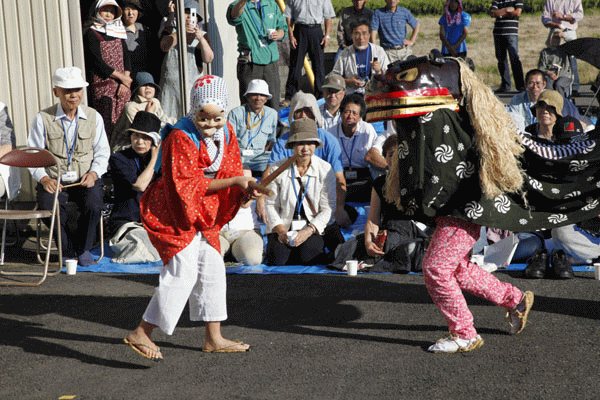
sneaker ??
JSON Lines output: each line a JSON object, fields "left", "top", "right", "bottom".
{"left": 506, "top": 290, "right": 534, "bottom": 335}
{"left": 427, "top": 334, "right": 484, "bottom": 353}
{"left": 494, "top": 87, "right": 511, "bottom": 94}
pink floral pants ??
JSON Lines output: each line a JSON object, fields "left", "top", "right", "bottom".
{"left": 423, "top": 216, "right": 523, "bottom": 339}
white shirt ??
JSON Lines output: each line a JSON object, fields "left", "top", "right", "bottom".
{"left": 265, "top": 155, "right": 336, "bottom": 235}
{"left": 329, "top": 120, "right": 377, "bottom": 169}
{"left": 319, "top": 103, "right": 341, "bottom": 131}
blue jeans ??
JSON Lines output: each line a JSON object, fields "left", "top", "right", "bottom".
{"left": 494, "top": 34, "right": 524, "bottom": 90}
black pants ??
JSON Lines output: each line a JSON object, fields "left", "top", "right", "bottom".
{"left": 237, "top": 60, "right": 281, "bottom": 112}
{"left": 284, "top": 24, "right": 326, "bottom": 101}
{"left": 36, "top": 180, "right": 104, "bottom": 257}
{"left": 265, "top": 232, "right": 325, "bottom": 265}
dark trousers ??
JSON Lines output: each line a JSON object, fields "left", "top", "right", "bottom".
{"left": 494, "top": 34, "right": 524, "bottom": 91}
{"left": 265, "top": 232, "right": 325, "bottom": 265}
{"left": 285, "top": 24, "right": 326, "bottom": 101}
{"left": 36, "top": 181, "right": 104, "bottom": 257}
{"left": 237, "top": 60, "right": 281, "bottom": 112}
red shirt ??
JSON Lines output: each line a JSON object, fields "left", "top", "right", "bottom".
{"left": 141, "top": 122, "right": 244, "bottom": 264}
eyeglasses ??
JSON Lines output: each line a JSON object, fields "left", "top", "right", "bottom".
{"left": 527, "top": 81, "right": 545, "bottom": 87}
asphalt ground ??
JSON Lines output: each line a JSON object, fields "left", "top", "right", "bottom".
{"left": 1, "top": 78, "right": 599, "bottom": 400}
{"left": 1, "top": 267, "right": 599, "bottom": 400}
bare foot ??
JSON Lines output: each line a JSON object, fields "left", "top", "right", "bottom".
{"left": 124, "top": 325, "right": 163, "bottom": 361}
{"left": 202, "top": 337, "right": 250, "bottom": 353}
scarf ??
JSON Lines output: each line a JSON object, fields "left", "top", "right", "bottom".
{"left": 444, "top": 0, "right": 463, "bottom": 26}
{"left": 85, "top": 0, "right": 127, "bottom": 39}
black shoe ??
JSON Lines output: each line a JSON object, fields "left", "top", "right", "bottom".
{"left": 550, "top": 250, "right": 574, "bottom": 279}
{"left": 524, "top": 249, "right": 549, "bottom": 279}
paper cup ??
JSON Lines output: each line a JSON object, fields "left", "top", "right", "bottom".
{"left": 65, "top": 259, "right": 77, "bottom": 275}
{"left": 346, "top": 260, "right": 358, "bottom": 276}
{"left": 594, "top": 263, "right": 600, "bottom": 280}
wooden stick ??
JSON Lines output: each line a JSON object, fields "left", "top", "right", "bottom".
{"left": 61, "top": 182, "right": 82, "bottom": 189}
{"left": 246, "top": 154, "right": 298, "bottom": 197}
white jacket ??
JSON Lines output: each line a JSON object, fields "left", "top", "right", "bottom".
{"left": 266, "top": 155, "right": 336, "bottom": 234}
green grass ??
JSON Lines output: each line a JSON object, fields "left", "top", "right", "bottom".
{"left": 331, "top": 0, "right": 600, "bottom": 16}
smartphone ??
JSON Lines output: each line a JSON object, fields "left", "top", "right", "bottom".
{"left": 373, "top": 57, "right": 378, "bottom": 62}
{"left": 189, "top": 8, "right": 197, "bottom": 25}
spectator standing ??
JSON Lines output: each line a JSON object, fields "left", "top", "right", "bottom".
{"left": 542, "top": 0, "right": 583, "bottom": 94}
{"left": 282, "top": 0, "right": 335, "bottom": 105}
{"left": 227, "top": 0, "right": 287, "bottom": 111}
{"left": 319, "top": 74, "right": 346, "bottom": 130}
{"left": 490, "top": 0, "right": 525, "bottom": 93}
{"left": 337, "top": 0, "right": 374, "bottom": 53}
{"left": 332, "top": 19, "right": 389, "bottom": 95}
{"left": 158, "top": 0, "right": 214, "bottom": 119}
{"left": 121, "top": 0, "right": 155, "bottom": 82}
{"left": 439, "top": 0, "right": 471, "bottom": 58}
{"left": 227, "top": 79, "right": 278, "bottom": 177}
{"left": 370, "top": 0, "right": 420, "bottom": 63}
{"left": 27, "top": 67, "right": 109, "bottom": 267}
{"left": 111, "top": 71, "right": 176, "bottom": 152}
{"left": 83, "top": 0, "right": 132, "bottom": 140}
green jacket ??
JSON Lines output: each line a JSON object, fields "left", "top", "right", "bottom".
{"left": 227, "top": 0, "right": 287, "bottom": 65}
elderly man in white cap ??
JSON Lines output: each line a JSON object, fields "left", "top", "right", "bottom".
{"left": 227, "top": 79, "right": 278, "bottom": 177}
{"left": 27, "top": 66, "right": 110, "bottom": 266}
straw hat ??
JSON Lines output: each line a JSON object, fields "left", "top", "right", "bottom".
{"left": 285, "top": 118, "right": 323, "bottom": 149}
{"left": 531, "top": 90, "right": 563, "bottom": 117}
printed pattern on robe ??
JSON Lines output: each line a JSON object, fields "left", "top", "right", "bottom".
{"left": 392, "top": 108, "right": 600, "bottom": 232}
{"left": 140, "top": 124, "right": 244, "bottom": 264}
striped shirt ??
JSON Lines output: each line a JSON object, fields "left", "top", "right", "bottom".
{"left": 491, "top": 0, "right": 522, "bottom": 36}
{"left": 284, "top": 0, "right": 335, "bottom": 25}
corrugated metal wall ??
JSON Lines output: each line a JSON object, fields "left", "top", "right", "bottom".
{"left": 0, "top": 0, "right": 85, "bottom": 200}
{"left": 0, "top": 0, "right": 236, "bottom": 201}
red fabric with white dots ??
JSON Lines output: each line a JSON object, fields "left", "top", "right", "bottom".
{"left": 140, "top": 122, "right": 244, "bottom": 264}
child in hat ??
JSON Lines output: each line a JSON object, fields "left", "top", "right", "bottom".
{"left": 111, "top": 71, "right": 176, "bottom": 152}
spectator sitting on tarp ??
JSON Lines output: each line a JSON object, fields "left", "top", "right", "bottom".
{"left": 108, "top": 111, "right": 162, "bottom": 263}
{"left": 329, "top": 134, "right": 430, "bottom": 273}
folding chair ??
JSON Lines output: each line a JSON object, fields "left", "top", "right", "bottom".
{"left": 0, "top": 147, "right": 62, "bottom": 286}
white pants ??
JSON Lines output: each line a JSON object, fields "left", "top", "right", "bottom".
{"left": 143, "top": 232, "right": 227, "bottom": 335}
{"left": 219, "top": 229, "right": 264, "bottom": 266}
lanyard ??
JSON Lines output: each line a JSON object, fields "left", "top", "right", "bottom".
{"left": 355, "top": 44, "right": 371, "bottom": 79}
{"left": 61, "top": 117, "right": 79, "bottom": 167}
{"left": 245, "top": 107, "right": 265, "bottom": 147}
{"left": 339, "top": 125, "right": 357, "bottom": 168}
{"left": 247, "top": 1, "right": 265, "bottom": 38}
{"left": 291, "top": 165, "right": 311, "bottom": 218}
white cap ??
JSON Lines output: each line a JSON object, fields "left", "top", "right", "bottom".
{"left": 243, "top": 79, "right": 272, "bottom": 99}
{"left": 53, "top": 67, "right": 89, "bottom": 89}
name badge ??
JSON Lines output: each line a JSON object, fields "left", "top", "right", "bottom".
{"left": 61, "top": 171, "right": 78, "bottom": 184}
{"left": 344, "top": 169, "right": 358, "bottom": 180}
{"left": 242, "top": 149, "right": 256, "bottom": 157}
{"left": 291, "top": 219, "right": 307, "bottom": 231}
